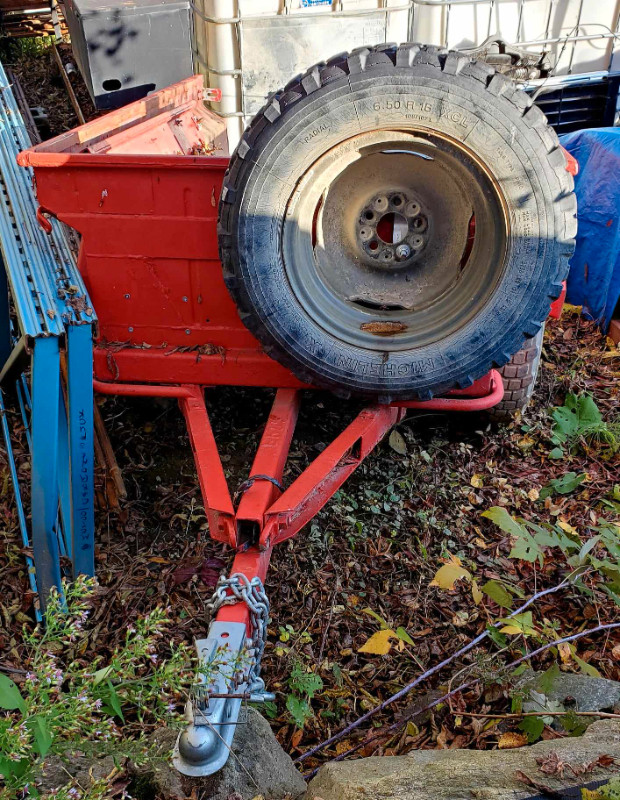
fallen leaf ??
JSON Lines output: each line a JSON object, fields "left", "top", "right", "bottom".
{"left": 537, "top": 751, "right": 568, "bottom": 777}
{"left": 470, "top": 473, "right": 484, "bottom": 488}
{"left": 430, "top": 555, "right": 471, "bottom": 590}
{"left": 558, "top": 642, "right": 572, "bottom": 664}
{"left": 471, "top": 580, "right": 483, "bottom": 605}
{"left": 498, "top": 731, "right": 528, "bottom": 749}
{"left": 558, "top": 520, "right": 579, "bottom": 536}
{"left": 358, "top": 629, "right": 397, "bottom": 655}
{"left": 388, "top": 429, "right": 407, "bottom": 455}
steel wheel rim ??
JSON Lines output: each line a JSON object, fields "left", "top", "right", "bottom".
{"left": 282, "top": 130, "right": 509, "bottom": 352}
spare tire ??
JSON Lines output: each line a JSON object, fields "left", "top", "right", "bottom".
{"left": 218, "top": 44, "right": 576, "bottom": 401}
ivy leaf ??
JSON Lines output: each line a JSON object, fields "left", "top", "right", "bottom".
{"left": 519, "top": 715, "right": 545, "bottom": 743}
{"left": 510, "top": 529, "right": 544, "bottom": 565}
{"left": 482, "top": 580, "right": 514, "bottom": 609}
{"left": 0, "top": 673, "right": 26, "bottom": 712}
{"left": 358, "top": 629, "right": 397, "bottom": 655}
{"left": 430, "top": 555, "right": 471, "bottom": 590}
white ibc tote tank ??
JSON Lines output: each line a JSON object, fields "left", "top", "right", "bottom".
{"left": 192, "top": 0, "right": 620, "bottom": 149}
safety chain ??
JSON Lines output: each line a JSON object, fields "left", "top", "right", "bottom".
{"left": 206, "top": 572, "right": 270, "bottom": 695}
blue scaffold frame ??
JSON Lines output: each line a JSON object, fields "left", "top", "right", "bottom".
{"left": 0, "top": 61, "right": 97, "bottom": 616}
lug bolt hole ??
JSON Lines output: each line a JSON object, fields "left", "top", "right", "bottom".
{"left": 369, "top": 240, "right": 379, "bottom": 251}
{"left": 392, "top": 195, "right": 403, "bottom": 207}
{"left": 406, "top": 202, "right": 420, "bottom": 217}
{"left": 364, "top": 210, "right": 374, "bottom": 221}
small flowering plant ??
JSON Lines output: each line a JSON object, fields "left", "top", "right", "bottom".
{"left": 0, "top": 577, "right": 194, "bottom": 799}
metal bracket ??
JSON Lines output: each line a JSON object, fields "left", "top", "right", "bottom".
{"left": 173, "top": 621, "right": 274, "bottom": 776}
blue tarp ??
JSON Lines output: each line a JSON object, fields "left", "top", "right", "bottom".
{"left": 560, "top": 128, "right": 620, "bottom": 332}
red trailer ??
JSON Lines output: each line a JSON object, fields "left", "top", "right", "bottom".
{"left": 18, "top": 72, "right": 572, "bottom": 775}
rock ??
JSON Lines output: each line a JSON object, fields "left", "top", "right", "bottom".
{"left": 131, "top": 708, "right": 306, "bottom": 800}
{"left": 522, "top": 671, "right": 620, "bottom": 715}
{"left": 306, "top": 720, "right": 620, "bottom": 800}
{"left": 36, "top": 752, "right": 120, "bottom": 795}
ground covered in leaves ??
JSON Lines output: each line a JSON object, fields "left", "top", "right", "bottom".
{"left": 1, "top": 308, "right": 619, "bottom": 787}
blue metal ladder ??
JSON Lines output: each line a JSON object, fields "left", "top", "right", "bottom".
{"left": 0, "top": 61, "right": 97, "bottom": 616}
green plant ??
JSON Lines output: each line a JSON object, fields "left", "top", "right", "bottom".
{"left": 550, "top": 393, "right": 620, "bottom": 458}
{"left": 0, "top": 577, "right": 194, "bottom": 799}
{"left": 583, "top": 777, "right": 620, "bottom": 800}
{"left": 285, "top": 663, "right": 323, "bottom": 729}
{"left": 482, "top": 507, "right": 620, "bottom": 603}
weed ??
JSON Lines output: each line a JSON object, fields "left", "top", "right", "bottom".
{"left": 0, "top": 577, "right": 194, "bottom": 799}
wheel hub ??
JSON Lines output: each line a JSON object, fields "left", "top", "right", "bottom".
{"left": 282, "top": 130, "right": 508, "bottom": 351}
{"left": 357, "top": 191, "right": 428, "bottom": 266}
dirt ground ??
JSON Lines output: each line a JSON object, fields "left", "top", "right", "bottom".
{"left": 0, "top": 38, "right": 619, "bottom": 784}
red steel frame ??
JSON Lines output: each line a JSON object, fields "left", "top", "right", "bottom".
{"left": 19, "top": 76, "right": 574, "bottom": 637}
{"left": 93, "top": 371, "right": 503, "bottom": 634}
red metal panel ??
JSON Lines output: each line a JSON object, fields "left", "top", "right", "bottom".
{"left": 93, "top": 347, "right": 306, "bottom": 388}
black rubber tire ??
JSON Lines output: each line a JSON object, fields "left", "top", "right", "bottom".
{"left": 219, "top": 43, "right": 576, "bottom": 401}
{"left": 490, "top": 325, "right": 544, "bottom": 422}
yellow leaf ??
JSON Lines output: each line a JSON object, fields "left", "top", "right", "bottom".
{"left": 358, "top": 629, "right": 397, "bottom": 655}
{"left": 499, "top": 624, "right": 523, "bottom": 635}
{"left": 558, "top": 520, "right": 578, "bottom": 536}
{"left": 470, "top": 474, "right": 484, "bottom": 488}
{"left": 430, "top": 556, "right": 471, "bottom": 590}
{"left": 472, "top": 580, "right": 483, "bottom": 605}
{"left": 474, "top": 536, "right": 488, "bottom": 549}
{"left": 498, "top": 732, "right": 528, "bottom": 749}
{"left": 527, "top": 488, "right": 540, "bottom": 501}
{"left": 558, "top": 642, "right": 572, "bottom": 663}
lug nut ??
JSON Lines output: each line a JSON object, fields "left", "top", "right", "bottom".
{"left": 395, "top": 243, "right": 411, "bottom": 260}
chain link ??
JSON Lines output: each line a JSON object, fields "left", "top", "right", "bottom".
{"left": 206, "top": 572, "right": 270, "bottom": 694}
